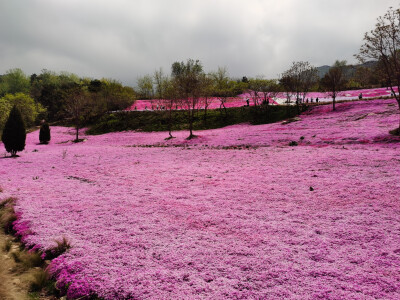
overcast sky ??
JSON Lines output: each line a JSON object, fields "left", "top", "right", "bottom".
{"left": 0, "top": 0, "right": 398, "bottom": 86}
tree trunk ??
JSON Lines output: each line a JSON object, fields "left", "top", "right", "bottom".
{"left": 333, "top": 96, "right": 336, "bottom": 111}
{"left": 75, "top": 126, "right": 79, "bottom": 141}
{"left": 188, "top": 108, "right": 193, "bottom": 139}
{"left": 397, "top": 98, "right": 400, "bottom": 130}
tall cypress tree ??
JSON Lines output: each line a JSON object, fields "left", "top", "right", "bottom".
{"left": 1, "top": 105, "right": 26, "bottom": 157}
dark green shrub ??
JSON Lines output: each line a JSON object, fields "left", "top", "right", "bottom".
{"left": 1, "top": 105, "right": 26, "bottom": 156}
{"left": 39, "top": 122, "right": 51, "bottom": 144}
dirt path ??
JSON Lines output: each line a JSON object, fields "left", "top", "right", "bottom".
{"left": 0, "top": 231, "right": 29, "bottom": 300}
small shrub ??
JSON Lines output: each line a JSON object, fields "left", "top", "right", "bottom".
{"left": 0, "top": 197, "right": 16, "bottom": 209}
{"left": 45, "top": 236, "right": 71, "bottom": 259}
{"left": 3, "top": 239, "right": 12, "bottom": 252}
{"left": 39, "top": 122, "right": 51, "bottom": 144}
{"left": 289, "top": 141, "right": 298, "bottom": 146}
{"left": 11, "top": 250, "right": 23, "bottom": 263}
{"left": 0, "top": 198, "right": 17, "bottom": 234}
{"left": 389, "top": 128, "right": 400, "bottom": 136}
{"left": 29, "top": 268, "right": 50, "bottom": 292}
{"left": 19, "top": 250, "right": 43, "bottom": 269}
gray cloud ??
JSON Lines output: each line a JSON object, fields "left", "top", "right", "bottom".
{"left": 0, "top": 0, "right": 398, "bottom": 86}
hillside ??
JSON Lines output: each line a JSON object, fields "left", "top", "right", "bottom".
{"left": 0, "top": 99, "right": 399, "bottom": 299}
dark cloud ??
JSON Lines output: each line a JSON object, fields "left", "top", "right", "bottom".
{"left": 0, "top": 0, "right": 398, "bottom": 86}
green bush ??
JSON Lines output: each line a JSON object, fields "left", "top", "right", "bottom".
{"left": 39, "top": 122, "right": 51, "bottom": 144}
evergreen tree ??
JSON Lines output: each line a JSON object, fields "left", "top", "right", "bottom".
{"left": 39, "top": 122, "right": 51, "bottom": 144}
{"left": 1, "top": 105, "right": 26, "bottom": 156}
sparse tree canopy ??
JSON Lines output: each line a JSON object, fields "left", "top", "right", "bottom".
{"left": 137, "top": 75, "right": 154, "bottom": 99}
{"left": 65, "top": 85, "right": 90, "bottom": 142}
{"left": 211, "top": 67, "right": 236, "bottom": 116}
{"left": 281, "top": 61, "right": 318, "bottom": 112}
{"left": 356, "top": 6, "right": 400, "bottom": 132}
{"left": 1, "top": 105, "right": 26, "bottom": 157}
{"left": 171, "top": 59, "right": 204, "bottom": 139}
{"left": 321, "top": 60, "right": 347, "bottom": 111}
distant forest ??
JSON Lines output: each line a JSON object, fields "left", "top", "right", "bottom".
{"left": 0, "top": 60, "right": 381, "bottom": 133}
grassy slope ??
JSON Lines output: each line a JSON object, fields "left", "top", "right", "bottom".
{"left": 86, "top": 105, "right": 302, "bottom": 135}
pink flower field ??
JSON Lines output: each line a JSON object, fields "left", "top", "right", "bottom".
{"left": 127, "top": 87, "right": 399, "bottom": 111}
{"left": 1, "top": 99, "right": 400, "bottom": 299}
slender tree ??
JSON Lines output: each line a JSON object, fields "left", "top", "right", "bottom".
{"left": 248, "top": 78, "right": 263, "bottom": 106}
{"left": 200, "top": 74, "right": 214, "bottom": 125}
{"left": 281, "top": 61, "right": 318, "bottom": 113}
{"left": 320, "top": 61, "right": 347, "bottom": 111}
{"left": 137, "top": 75, "right": 154, "bottom": 99}
{"left": 211, "top": 67, "right": 235, "bottom": 117}
{"left": 162, "top": 77, "right": 178, "bottom": 139}
{"left": 1, "top": 105, "right": 26, "bottom": 157}
{"left": 356, "top": 6, "right": 400, "bottom": 134}
{"left": 65, "top": 86, "right": 89, "bottom": 142}
{"left": 171, "top": 59, "right": 204, "bottom": 139}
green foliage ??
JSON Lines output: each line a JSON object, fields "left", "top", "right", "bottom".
{"left": 0, "top": 68, "right": 30, "bottom": 97}
{"left": 29, "top": 70, "right": 135, "bottom": 122}
{"left": 0, "top": 97, "right": 12, "bottom": 131}
{"left": 39, "top": 122, "right": 51, "bottom": 144}
{"left": 87, "top": 105, "right": 301, "bottom": 135}
{"left": 0, "top": 93, "right": 45, "bottom": 127}
{"left": 137, "top": 75, "right": 154, "bottom": 99}
{"left": 1, "top": 105, "right": 26, "bottom": 156}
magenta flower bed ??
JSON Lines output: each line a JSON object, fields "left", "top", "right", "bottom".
{"left": 127, "top": 87, "right": 398, "bottom": 111}
{"left": 127, "top": 96, "right": 275, "bottom": 111}
{"left": 1, "top": 99, "right": 400, "bottom": 299}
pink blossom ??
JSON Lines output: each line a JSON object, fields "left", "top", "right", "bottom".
{"left": 0, "top": 96, "right": 399, "bottom": 299}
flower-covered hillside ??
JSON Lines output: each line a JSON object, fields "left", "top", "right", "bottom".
{"left": 0, "top": 99, "right": 399, "bottom": 299}
{"left": 127, "top": 86, "right": 399, "bottom": 110}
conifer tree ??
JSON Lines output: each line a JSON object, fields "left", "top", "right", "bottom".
{"left": 1, "top": 105, "right": 26, "bottom": 156}
{"left": 39, "top": 122, "right": 51, "bottom": 144}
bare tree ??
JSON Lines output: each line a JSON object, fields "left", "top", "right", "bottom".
{"left": 356, "top": 6, "right": 400, "bottom": 133}
{"left": 320, "top": 60, "right": 347, "bottom": 111}
{"left": 279, "top": 75, "right": 295, "bottom": 104}
{"left": 171, "top": 59, "right": 204, "bottom": 139}
{"left": 247, "top": 78, "right": 264, "bottom": 106}
{"left": 161, "top": 77, "right": 178, "bottom": 140}
{"left": 65, "top": 86, "right": 90, "bottom": 142}
{"left": 200, "top": 74, "right": 214, "bottom": 125}
{"left": 281, "top": 61, "right": 318, "bottom": 113}
{"left": 211, "top": 67, "right": 235, "bottom": 117}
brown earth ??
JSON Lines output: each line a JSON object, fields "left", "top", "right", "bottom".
{"left": 0, "top": 223, "right": 57, "bottom": 300}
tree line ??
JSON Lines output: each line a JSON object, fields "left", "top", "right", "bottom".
{"left": 0, "top": 69, "right": 136, "bottom": 133}
{"left": 2, "top": 5, "right": 400, "bottom": 156}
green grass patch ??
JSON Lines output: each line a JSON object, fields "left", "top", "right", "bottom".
{"left": 87, "top": 105, "right": 304, "bottom": 135}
